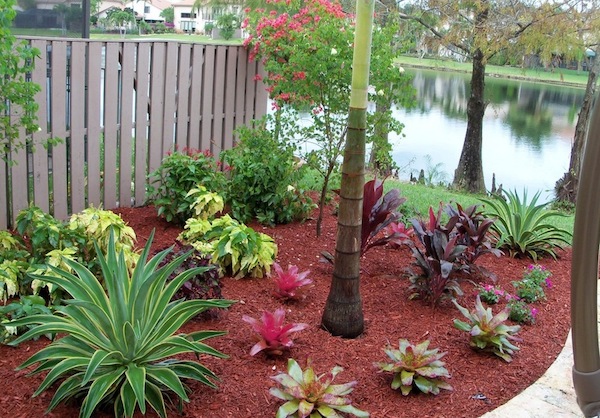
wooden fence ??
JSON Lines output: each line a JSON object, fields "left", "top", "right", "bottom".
{"left": 1, "top": 38, "right": 268, "bottom": 230}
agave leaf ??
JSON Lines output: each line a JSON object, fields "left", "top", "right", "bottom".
{"left": 117, "top": 381, "right": 136, "bottom": 417}
{"left": 287, "top": 358, "right": 304, "bottom": 382}
{"left": 144, "top": 381, "right": 168, "bottom": 418}
{"left": 33, "top": 357, "right": 91, "bottom": 396}
{"left": 249, "top": 340, "right": 269, "bottom": 356}
{"left": 47, "top": 373, "right": 86, "bottom": 411}
{"left": 80, "top": 366, "right": 126, "bottom": 418}
{"left": 146, "top": 366, "right": 189, "bottom": 402}
{"left": 81, "top": 349, "right": 114, "bottom": 386}
{"left": 125, "top": 363, "right": 147, "bottom": 414}
{"left": 321, "top": 393, "right": 352, "bottom": 406}
{"left": 414, "top": 375, "right": 436, "bottom": 394}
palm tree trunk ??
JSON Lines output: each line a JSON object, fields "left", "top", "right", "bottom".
{"left": 321, "top": 0, "right": 374, "bottom": 338}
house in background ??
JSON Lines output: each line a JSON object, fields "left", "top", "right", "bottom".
{"left": 95, "top": 0, "right": 168, "bottom": 27}
{"left": 171, "top": 0, "right": 241, "bottom": 34}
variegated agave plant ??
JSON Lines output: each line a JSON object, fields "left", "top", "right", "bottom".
{"left": 374, "top": 339, "right": 452, "bottom": 395}
{"left": 270, "top": 358, "right": 370, "bottom": 418}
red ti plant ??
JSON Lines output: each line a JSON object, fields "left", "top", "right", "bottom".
{"left": 361, "top": 178, "right": 409, "bottom": 255}
{"left": 242, "top": 308, "right": 309, "bottom": 356}
{"left": 272, "top": 262, "right": 313, "bottom": 300}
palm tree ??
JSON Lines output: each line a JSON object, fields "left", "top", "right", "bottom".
{"left": 321, "top": 0, "right": 375, "bottom": 338}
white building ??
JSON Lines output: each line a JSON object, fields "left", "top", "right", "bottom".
{"left": 171, "top": 0, "right": 241, "bottom": 34}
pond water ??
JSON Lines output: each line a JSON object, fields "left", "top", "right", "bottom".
{"left": 391, "top": 68, "right": 585, "bottom": 202}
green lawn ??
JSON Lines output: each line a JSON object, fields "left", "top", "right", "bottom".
{"left": 396, "top": 55, "right": 589, "bottom": 87}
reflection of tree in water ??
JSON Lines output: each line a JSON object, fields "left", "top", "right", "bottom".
{"left": 505, "top": 101, "right": 552, "bottom": 152}
{"left": 403, "top": 69, "right": 582, "bottom": 148}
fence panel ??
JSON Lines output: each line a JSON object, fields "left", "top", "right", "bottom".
{"left": 1, "top": 38, "right": 267, "bottom": 230}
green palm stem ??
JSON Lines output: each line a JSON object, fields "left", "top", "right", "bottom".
{"left": 321, "top": 0, "right": 375, "bottom": 338}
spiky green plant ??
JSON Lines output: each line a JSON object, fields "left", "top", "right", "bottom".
{"left": 479, "top": 189, "right": 572, "bottom": 261}
{"left": 8, "top": 230, "right": 235, "bottom": 418}
{"left": 270, "top": 358, "right": 369, "bottom": 418}
{"left": 453, "top": 295, "right": 521, "bottom": 362}
{"left": 374, "top": 339, "right": 452, "bottom": 395}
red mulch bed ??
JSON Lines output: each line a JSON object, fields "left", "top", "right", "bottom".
{"left": 0, "top": 200, "right": 571, "bottom": 418}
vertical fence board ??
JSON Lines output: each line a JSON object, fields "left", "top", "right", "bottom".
{"left": 234, "top": 47, "right": 249, "bottom": 140}
{"left": 222, "top": 47, "right": 237, "bottom": 152}
{"left": 10, "top": 128, "right": 28, "bottom": 224}
{"left": 161, "top": 43, "right": 178, "bottom": 155}
{"left": 50, "top": 41, "right": 69, "bottom": 219}
{"left": 188, "top": 45, "right": 204, "bottom": 151}
{"left": 86, "top": 42, "right": 103, "bottom": 208}
{"left": 244, "top": 60, "right": 258, "bottom": 125}
{"left": 255, "top": 64, "right": 268, "bottom": 120}
{"left": 31, "top": 39, "right": 50, "bottom": 213}
{"left": 175, "top": 43, "right": 192, "bottom": 151}
{"left": 70, "top": 42, "right": 87, "bottom": 214}
{"left": 148, "top": 43, "right": 166, "bottom": 176}
{"left": 0, "top": 161, "right": 6, "bottom": 229}
{"left": 212, "top": 47, "right": 226, "bottom": 155}
{"left": 134, "top": 42, "right": 150, "bottom": 206}
{"left": 102, "top": 42, "right": 120, "bottom": 209}
{"left": 5, "top": 40, "right": 266, "bottom": 228}
{"left": 118, "top": 43, "right": 135, "bottom": 207}
{"left": 201, "top": 46, "right": 216, "bottom": 152}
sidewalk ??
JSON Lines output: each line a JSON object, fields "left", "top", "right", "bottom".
{"left": 480, "top": 331, "right": 581, "bottom": 417}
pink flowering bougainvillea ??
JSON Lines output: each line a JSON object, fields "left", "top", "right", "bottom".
{"left": 243, "top": 0, "right": 416, "bottom": 235}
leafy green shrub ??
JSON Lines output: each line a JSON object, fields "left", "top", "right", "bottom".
{"left": 0, "top": 295, "right": 53, "bottom": 343}
{"left": 215, "top": 13, "right": 239, "bottom": 40}
{"left": 222, "top": 124, "right": 314, "bottom": 225}
{"left": 507, "top": 298, "right": 538, "bottom": 324}
{"left": 242, "top": 308, "right": 308, "bottom": 356}
{"left": 180, "top": 214, "right": 277, "bottom": 279}
{"left": 374, "top": 339, "right": 452, "bottom": 395}
{"left": 476, "top": 284, "right": 506, "bottom": 305}
{"left": 0, "top": 0, "right": 41, "bottom": 154}
{"left": 69, "top": 206, "right": 138, "bottom": 270}
{"left": 9, "top": 231, "right": 235, "bottom": 418}
{"left": 512, "top": 264, "right": 552, "bottom": 303}
{"left": 479, "top": 189, "right": 572, "bottom": 261}
{"left": 270, "top": 358, "right": 369, "bottom": 418}
{"left": 147, "top": 148, "right": 227, "bottom": 225}
{"left": 453, "top": 296, "right": 521, "bottom": 362}
{"left": 187, "top": 185, "right": 224, "bottom": 220}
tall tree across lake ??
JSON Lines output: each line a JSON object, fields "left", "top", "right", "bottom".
{"left": 400, "top": 0, "right": 578, "bottom": 194}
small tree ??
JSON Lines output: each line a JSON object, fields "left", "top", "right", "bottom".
{"left": 0, "top": 0, "right": 40, "bottom": 159}
{"left": 244, "top": 0, "right": 414, "bottom": 236}
{"left": 216, "top": 13, "right": 239, "bottom": 40}
{"left": 160, "top": 6, "right": 174, "bottom": 23}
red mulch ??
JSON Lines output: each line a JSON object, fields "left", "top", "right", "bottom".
{"left": 0, "top": 200, "right": 571, "bottom": 418}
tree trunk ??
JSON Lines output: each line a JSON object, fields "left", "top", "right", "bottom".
{"left": 452, "top": 48, "right": 486, "bottom": 193}
{"left": 555, "top": 54, "right": 599, "bottom": 203}
{"left": 369, "top": 100, "right": 391, "bottom": 176}
{"left": 321, "top": 0, "right": 374, "bottom": 338}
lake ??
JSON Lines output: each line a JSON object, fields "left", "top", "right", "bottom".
{"left": 390, "top": 68, "right": 585, "bottom": 202}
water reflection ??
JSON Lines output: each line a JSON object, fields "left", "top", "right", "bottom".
{"left": 392, "top": 69, "right": 585, "bottom": 202}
